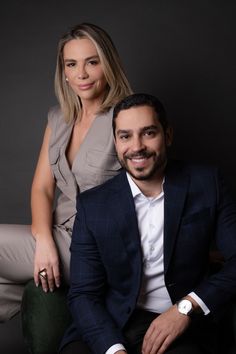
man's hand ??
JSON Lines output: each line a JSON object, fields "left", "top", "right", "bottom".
{"left": 142, "top": 305, "right": 191, "bottom": 354}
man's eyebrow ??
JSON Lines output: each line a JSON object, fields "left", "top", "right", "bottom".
{"left": 116, "top": 129, "right": 131, "bottom": 135}
{"left": 116, "top": 125, "right": 158, "bottom": 135}
{"left": 141, "top": 125, "right": 158, "bottom": 131}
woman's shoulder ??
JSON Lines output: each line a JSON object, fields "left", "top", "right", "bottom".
{"left": 47, "top": 105, "right": 73, "bottom": 152}
{"left": 47, "top": 105, "right": 65, "bottom": 129}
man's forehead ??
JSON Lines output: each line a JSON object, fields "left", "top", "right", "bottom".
{"left": 115, "top": 107, "right": 160, "bottom": 131}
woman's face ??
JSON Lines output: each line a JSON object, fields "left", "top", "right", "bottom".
{"left": 63, "top": 38, "right": 107, "bottom": 104}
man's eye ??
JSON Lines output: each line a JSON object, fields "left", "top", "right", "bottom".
{"left": 144, "top": 130, "right": 156, "bottom": 136}
{"left": 119, "top": 135, "right": 129, "bottom": 140}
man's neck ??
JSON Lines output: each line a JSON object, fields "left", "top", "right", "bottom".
{"left": 131, "top": 173, "right": 164, "bottom": 198}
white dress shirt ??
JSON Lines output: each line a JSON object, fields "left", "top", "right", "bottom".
{"left": 127, "top": 173, "right": 173, "bottom": 313}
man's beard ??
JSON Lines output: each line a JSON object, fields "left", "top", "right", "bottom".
{"left": 119, "top": 151, "right": 167, "bottom": 181}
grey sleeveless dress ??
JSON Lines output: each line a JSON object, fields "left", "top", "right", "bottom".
{"left": 0, "top": 106, "right": 121, "bottom": 321}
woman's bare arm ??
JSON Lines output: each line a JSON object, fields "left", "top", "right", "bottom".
{"left": 31, "top": 124, "right": 60, "bottom": 291}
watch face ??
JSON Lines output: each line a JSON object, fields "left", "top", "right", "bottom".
{"left": 177, "top": 299, "right": 193, "bottom": 315}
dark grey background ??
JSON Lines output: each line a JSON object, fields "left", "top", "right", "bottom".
{"left": 0, "top": 0, "right": 235, "bottom": 353}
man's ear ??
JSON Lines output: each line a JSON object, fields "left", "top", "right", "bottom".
{"left": 165, "top": 126, "right": 173, "bottom": 147}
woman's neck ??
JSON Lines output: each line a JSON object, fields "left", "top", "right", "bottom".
{"left": 80, "top": 97, "right": 104, "bottom": 117}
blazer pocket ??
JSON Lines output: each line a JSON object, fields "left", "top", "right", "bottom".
{"left": 181, "top": 208, "right": 211, "bottom": 225}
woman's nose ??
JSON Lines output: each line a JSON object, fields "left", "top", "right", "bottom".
{"left": 77, "top": 65, "right": 89, "bottom": 79}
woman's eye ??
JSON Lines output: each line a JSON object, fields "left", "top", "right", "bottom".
{"left": 66, "top": 62, "right": 75, "bottom": 67}
{"left": 88, "top": 60, "right": 98, "bottom": 65}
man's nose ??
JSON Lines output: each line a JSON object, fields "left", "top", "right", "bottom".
{"left": 131, "top": 137, "right": 145, "bottom": 152}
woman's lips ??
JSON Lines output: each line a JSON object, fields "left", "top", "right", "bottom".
{"left": 78, "top": 83, "right": 94, "bottom": 90}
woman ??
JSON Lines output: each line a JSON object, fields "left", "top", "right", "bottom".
{"left": 0, "top": 23, "right": 132, "bottom": 321}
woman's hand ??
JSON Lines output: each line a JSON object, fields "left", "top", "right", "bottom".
{"left": 34, "top": 236, "right": 61, "bottom": 292}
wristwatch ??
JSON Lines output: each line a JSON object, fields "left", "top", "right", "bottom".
{"left": 176, "top": 299, "right": 193, "bottom": 316}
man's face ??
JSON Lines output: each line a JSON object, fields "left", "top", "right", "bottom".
{"left": 114, "top": 105, "right": 172, "bottom": 181}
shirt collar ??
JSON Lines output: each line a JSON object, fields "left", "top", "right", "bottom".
{"left": 126, "top": 172, "right": 142, "bottom": 198}
{"left": 126, "top": 172, "right": 165, "bottom": 200}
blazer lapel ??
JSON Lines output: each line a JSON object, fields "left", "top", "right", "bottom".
{"left": 163, "top": 161, "right": 189, "bottom": 272}
{"left": 109, "top": 171, "right": 142, "bottom": 270}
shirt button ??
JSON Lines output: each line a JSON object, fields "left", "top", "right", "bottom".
{"left": 150, "top": 246, "right": 155, "bottom": 251}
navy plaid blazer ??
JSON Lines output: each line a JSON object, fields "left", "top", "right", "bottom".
{"left": 61, "top": 160, "right": 236, "bottom": 353}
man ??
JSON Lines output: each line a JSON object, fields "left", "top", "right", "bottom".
{"left": 61, "top": 93, "right": 236, "bottom": 354}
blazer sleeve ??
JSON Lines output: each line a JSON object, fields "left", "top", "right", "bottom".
{"left": 68, "top": 197, "right": 125, "bottom": 354}
{"left": 194, "top": 169, "right": 236, "bottom": 313}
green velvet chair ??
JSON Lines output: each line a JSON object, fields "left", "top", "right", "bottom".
{"left": 21, "top": 279, "right": 236, "bottom": 354}
{"left": 21, "top": 280, "right": 71, "bottom": 354}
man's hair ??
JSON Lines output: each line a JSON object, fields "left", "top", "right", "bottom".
{"left": 112, "top": 93, "right": 168, "bottom": 136}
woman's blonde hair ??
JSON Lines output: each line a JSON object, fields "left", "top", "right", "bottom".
{"left": 55, "top": 23, "right": 132, "bottom": 123}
